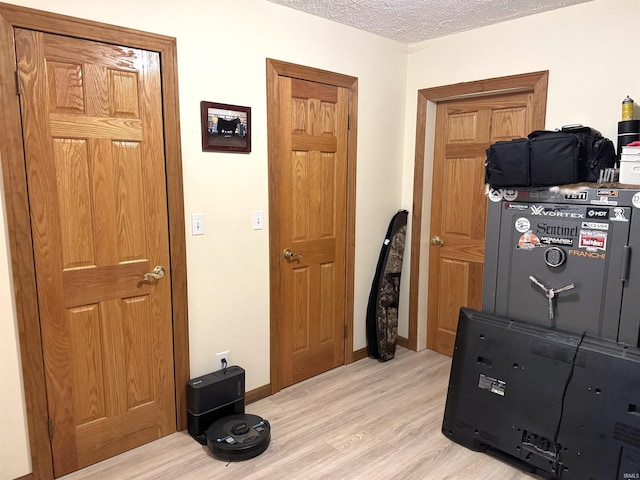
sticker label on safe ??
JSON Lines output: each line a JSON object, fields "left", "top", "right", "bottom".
{"left": 611, "top": 207, "right": 629, "bottom": 222}
{"left": 479, "top": 374, "right": 506, "bottom": 396}
{"left": 530, "top": 205, "right": 585, "bottom": 219}
{"left": 505, "top": 202, "right": 529, "bottom": 211}
{"left": 581, "top": 221, "right": 609, "bottom": 231}
{"left": 515, "top": 217, "right": 531, "bottom": 233}
{"left": 579, "top": 230, "right": 607, "bottom": 251}
{"left": 569, "top": 249, "right": 606, "bottom": 260}
{"left": 488, "top": 188, "right": 503, "bottom": 202}
{"left": 517, "top": 231, "right": 541, "bottom": 250}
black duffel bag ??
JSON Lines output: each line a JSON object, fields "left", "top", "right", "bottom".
{"left": 485, "top": 125, "right": 616, "bottom": 188}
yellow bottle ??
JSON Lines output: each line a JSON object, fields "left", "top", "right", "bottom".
{"left": 622, "top": 96, "right": 634, "bottom": 121}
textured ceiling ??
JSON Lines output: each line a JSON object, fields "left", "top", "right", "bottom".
{"left": 265, "top": 0, "right": 593, "bottom": 44}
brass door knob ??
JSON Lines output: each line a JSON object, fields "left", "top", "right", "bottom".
{"left": 431, "top": 236, "right": 444, "bottom": 246}
{"left": 143, "top": 265, "right": 165, "bottom": 280}
{"left": 283, "top": 249, "right": 302, "bottom": 259}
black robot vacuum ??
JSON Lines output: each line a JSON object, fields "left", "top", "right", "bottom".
{"left": 205, "top": 413, "right": 271, "bottom": 461}
{"left": 186, "top": 366, "right": 271, "bottom": 461}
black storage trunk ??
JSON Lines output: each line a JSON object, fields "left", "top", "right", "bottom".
{"left": 187, "top": 366, "right": 245, "bottom": 444}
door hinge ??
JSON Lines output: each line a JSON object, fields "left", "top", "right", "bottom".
{"left": 15, "top": 70, "right": 22, "bottom": 96}
{"left": 347, "top": 114, "right": 351, "bottom": 130}
{"left": 48, "top": 418, "right": 54, "bottom": 440}
{"left": 344, "top": 325, "right": 347, "bottom": 338}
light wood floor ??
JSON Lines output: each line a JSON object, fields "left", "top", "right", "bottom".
{"left": 60, "top": 348, "right": 538, "bottom": 480}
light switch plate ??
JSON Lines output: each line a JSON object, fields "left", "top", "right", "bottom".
{"left": 252, "top": 210, "right": 263, "bottom": 230}
{"left": 191, "top": 213, "right": 204, "bottom": 235}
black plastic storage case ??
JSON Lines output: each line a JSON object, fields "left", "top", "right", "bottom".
{"left": 187, "top": 366, "right": 245, "bottom": 445}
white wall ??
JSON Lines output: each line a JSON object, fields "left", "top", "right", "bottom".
{"left": 0, "top": 1, "right": 408, "bottom": 477}
{"left": 401, "top": 0, "right": 640, "bottom": 348}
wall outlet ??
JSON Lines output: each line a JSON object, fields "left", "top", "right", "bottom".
{"left": 216, "top": 351, "right": 230, "bottom": 370}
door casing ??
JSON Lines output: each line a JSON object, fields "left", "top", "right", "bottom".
{"left": 407, "top": 71, "right": 549, "bottom": 351}
{"left": 0, "top": 3, "right": 189, "bottom": 479}
{"left": 266, "top": 59, "right": 359, "bottom": 394}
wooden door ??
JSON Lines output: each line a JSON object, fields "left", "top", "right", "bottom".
{"left": 427, "top": 92, "right": 533, "bottom": 356}
{"left": 16, "top": 29, "right": 176, "bottom": 477}
{"left": 277, "top": 77, "right": 348, "bottom": 387}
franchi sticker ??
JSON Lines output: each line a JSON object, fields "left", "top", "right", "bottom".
{"left": 569, "top": 249, "right": 606, "bottom": 260}
{"left": 633, "top": 193, "right": 640, "bottom": 209}
{"left": 579, "top": 230, "right": 607, "bottom": 251}
{"left": 515, "top": 217, "right": 531, "bottom": 233}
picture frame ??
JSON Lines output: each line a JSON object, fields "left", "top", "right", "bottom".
{"left": 200, "top": 101, "right": 251, "bottom": 153}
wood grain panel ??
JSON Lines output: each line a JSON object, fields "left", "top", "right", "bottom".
{"left": 439, "top": 258, "right": 469, "bottom": 332}
{"left": 53, "top": 138, "right": 95, "bottom": 268}
{"left": 445, "top": 143, "right": 491, "bottom": 157}
{"left": 68, "top": 304, "right": 105, "bottom": 425}
{"left": 491, "top": 106, "right": 527, "bottom": 140}
{"left": 75, "top": 404, "right": 157, "bottom": 467}
{"left": 447, "top": 112, "right": 477, "bottom": 143}
{"left": 109, "top": 69, "right": 139, "bottom": 118}
{"left": 292, "top": 133, "right": 337, "bottom": 152}
{"left": 83, "top": 63, "right": 108, "bottom": 117}
{"left": 62, "top": 261, "right": 151, "bottom": 308}
{"left": 114, "top": 141, "right": 146, "bottom": 261}
{"left": 320, "top": 262, "right": 335, "bottom": 343}
{"left": 442, "top": 157, "right": 475, "bottom": 237}
{"left": 50, "top": 113, "right": 142, "bottom": 140}
{"left": 100, "top": 299, "right": 126, "bottom": 417}
{"left": 47, "top": 61, "right": 84, "bottom": 114}
{"left": 320, "top": 102, "right": 336, "bottom": 135}
{"left": 122, "top": 296, "right": 152, "bottom": 409}
{"left": 91, "top": 138, "right": 119, "bottom": 264}
{"left": 442, "top": 156, "right": 486, "bottom": 239}
{"left": 308, "top": 98, "right": 321, "bottom": 136}
{"left": 320, "top": 153, "right": 336, "bottom": 238}
{"left": 291, "top": 97, "right": 307, "bottom": 134}
{"left": 438, "top": 242, "right": 485, "bottom": 264}
{"left": 293, "top": 267, "right": 310, "bottom": 352}
{"left": 291, "top": 78, "right": 337, "bottom": 102}
{"left": 292, "top": 151, "right": 309, "bottom": 242}
{"left": 44, "top": 32, "right": 141, "bottom": 70}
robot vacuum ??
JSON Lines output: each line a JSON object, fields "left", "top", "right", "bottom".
{"left": 205, "top": 413, "right": 271, "bottom": 461}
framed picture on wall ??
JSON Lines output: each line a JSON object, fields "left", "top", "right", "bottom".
{"left": 200, "top": 101, "right": 251, "bottom": 153}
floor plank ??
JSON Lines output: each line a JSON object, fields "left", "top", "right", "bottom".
{"left": 60, "top": 348, "right": 538, "bottom": 479}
